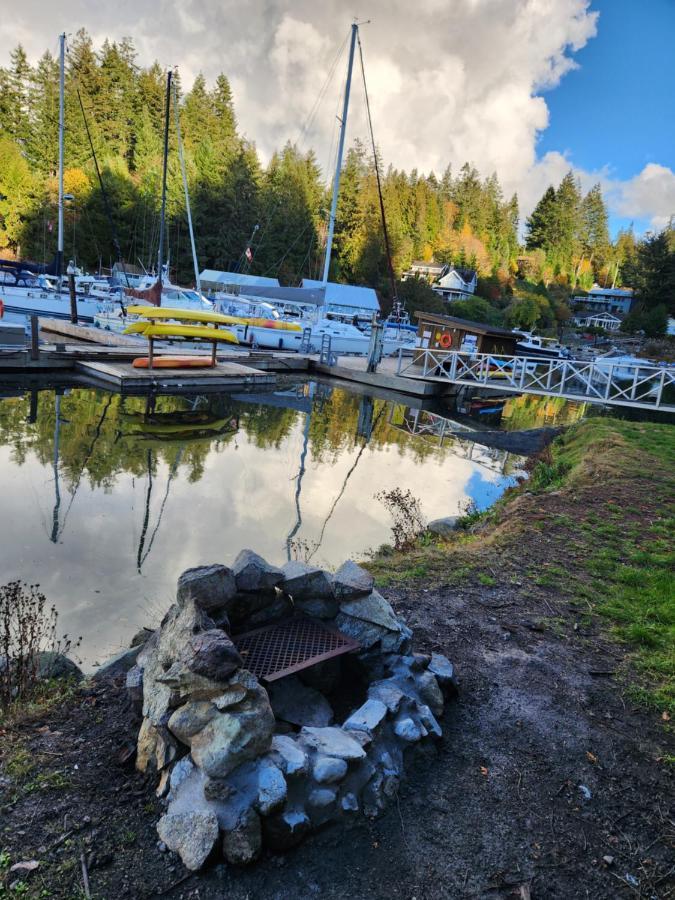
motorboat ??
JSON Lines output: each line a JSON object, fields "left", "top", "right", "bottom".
{"left": 513, "top": 331, "right": 570, "bottom": 359}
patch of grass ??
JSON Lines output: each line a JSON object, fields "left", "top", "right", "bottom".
{"left": 23, "top": 769, "right": 69, "bottom": 794}
{"left": 2, "top": 746, "right": 35, "bottom": 780}
{"left": 477, "top": 573, "right": 496, "bottom": 586}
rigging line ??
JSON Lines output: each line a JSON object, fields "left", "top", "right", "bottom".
{"left": 306, "top": 404, "right": 385, "bottom": 563}
{"left": 259, "top": 217, "right": 315, "bottom": 278}
{"left": 243, "top": 30, "right": 350, "bottom": 273}
{"left": 74, "top": 83, "right": 131, "bottom": 293}
{"left": 357, "top": 32, "right": 398, "bottom": 305}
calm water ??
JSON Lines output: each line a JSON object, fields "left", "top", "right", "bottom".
{"left": 0, "top": 382, "right": 581, "bottom": 667}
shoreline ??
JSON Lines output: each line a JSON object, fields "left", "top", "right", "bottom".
{"left": 1, "top": 417, "right": 673, "bottom": 898}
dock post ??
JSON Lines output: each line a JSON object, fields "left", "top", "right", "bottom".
{"left": 148, "top": 336, "right": 154, "bottom": 369}
{"left": 30, "top": 315, "right": 39, "bottom": 360}
{"left": 211, "top": 341, "right": 217, "bottom": 367}
{"left": 68, "top": 270, "right": 78, "bottom": 324}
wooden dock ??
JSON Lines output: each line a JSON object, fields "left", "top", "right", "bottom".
{"left": 76, "top": 359, "right": 276, "bottom": 393}
{"left": 311, "top": 355, "right": 442, "bottom": 397}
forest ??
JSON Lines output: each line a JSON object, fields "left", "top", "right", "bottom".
{"left": 0, "top": 30, "right": 673, "bottom": 334}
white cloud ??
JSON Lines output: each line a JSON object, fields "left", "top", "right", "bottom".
{"left": 0, "top": 0, "right": 670, "bottom": 229}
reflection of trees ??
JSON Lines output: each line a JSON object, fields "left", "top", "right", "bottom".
{"left": 501, "top": 395, "right": 587, "bottom": 431}
{"left": 0, "top": 391, "right": 234, "bottom": 488}
{"left": 307, "top": 389, "right": 444, "bottom": 464}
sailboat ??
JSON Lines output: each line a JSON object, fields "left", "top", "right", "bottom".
{"left": 211, "top": 23, "right": 416, "bottom": 357}
{"left": 0, "top": 35, "right": 104, "bottom": 324}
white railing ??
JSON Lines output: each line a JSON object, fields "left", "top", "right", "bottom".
{"left": 396, "top": 349, "right": 675, "bottom": 412}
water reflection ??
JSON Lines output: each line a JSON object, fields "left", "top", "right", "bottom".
{"left": 0, "top": 382, "right": 566, "bottom": 666}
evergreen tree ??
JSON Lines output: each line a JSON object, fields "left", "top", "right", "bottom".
{"left": 525, "top": 186, "right": 556, "bottom": 252}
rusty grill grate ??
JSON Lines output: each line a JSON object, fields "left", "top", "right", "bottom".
{"left": 233, "top": 616, "right": 360, "bottom": 683}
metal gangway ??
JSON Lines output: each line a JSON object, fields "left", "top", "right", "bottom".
{"left": 396, "top": 349, "right": 675, "bottom": 412}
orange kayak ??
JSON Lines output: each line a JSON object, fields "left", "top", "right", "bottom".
{"left": 132, "top": 356, "right": 215, "bottom": 369}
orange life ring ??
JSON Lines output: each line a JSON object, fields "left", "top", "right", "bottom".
{"left": 0, "top": 298, "right": 4, "bottom": 318}
{"left": 439, "top": 332, "right": 452, "bottom": 349}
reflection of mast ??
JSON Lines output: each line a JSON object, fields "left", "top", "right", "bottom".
{"left": 136, "top": 449, "right": 153, "bottom": 572}
{"left": 50, "top": 392, "right": 62, "bottom": 543}
{"left": 285, "top": 411, "right": 310, "bottom": 562}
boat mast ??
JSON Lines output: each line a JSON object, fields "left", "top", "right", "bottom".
{"left": 173, "top": 76, "right": 201, "bottom": 294}
{"left": 322, "top": 23, "right": 358, "bottom": 285}
{"left": 56, "top": 32, "right": 65, "bottom": 283}
{"left": 157, "top": 70, "right": 172, "bottom": 288}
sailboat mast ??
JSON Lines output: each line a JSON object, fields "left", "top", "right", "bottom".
{"left": 157, "top": 70, "right": 172, "bottom": 288}
{"left": 322, "top": 23, "right": 358, "bottom": 285}
{"left": 172, "top": 78, "right": 201, "bottom": 294}
{"left": 56, "top": 32, "right": 65, "bottom": 282}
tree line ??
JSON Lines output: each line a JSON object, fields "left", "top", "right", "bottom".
{"left": 0, "top": 30, "right": 672, "bottom": 334}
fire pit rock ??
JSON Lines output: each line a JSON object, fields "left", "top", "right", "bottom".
{"left": 133, "top": 551, "right": 458, "bottom": 871}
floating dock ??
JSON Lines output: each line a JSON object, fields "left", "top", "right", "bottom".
{"left": 76, "top": 358, "right": 276, "bottom": 393}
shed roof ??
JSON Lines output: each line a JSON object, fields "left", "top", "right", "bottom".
{"left": 199, "top": 269, "right": 281, "bottom": 288}
{"left": 302, "top": 279, "right": 380, "bottom": 311}
{"left": 414, "top": 311, "right": 517, "bottom": 339}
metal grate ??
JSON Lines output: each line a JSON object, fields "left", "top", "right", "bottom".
{"left": 233, "top": 616, "right": 360, "bottom": 683}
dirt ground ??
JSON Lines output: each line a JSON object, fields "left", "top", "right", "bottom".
{"left": 1, "top": 444, "right": 674, "bottom": 899}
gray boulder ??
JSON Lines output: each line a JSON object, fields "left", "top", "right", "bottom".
{"left": 254, "top": 758, "right": 287, "bottom": 815}
{"left": 340, "top": 590, "right": 400, "bottom": 631}
{"left": 36, "top": 652, "right": 83, "bottom": 682}
{"left": 428, "top": 652, "right": 459, "bottom": 696}
{"left": 92, "top": 645, "right": 141, "bottom": 682}
{"left": 167, "top": 701, "right": 219, "bottom": 744}
{"left": 299, "top": 726, "right": 366, "bottom": 761}
{"left": 177, "top": 564, "right": 237, "bottom": 617}
{"left": 268, "top": 676, "right": 333, "bottom": 727}
{"left": 232, "top": 550, "right": 283, "bottom": 593}
{"left": 190, "top": 689, "right": 275, "bottom": 778}
{"left": 427, "top": 516, "right": 460, "bottom": 537}
{"left": 157, "top": 809, "right": 219, "bottom": 871}
{"left": 312, "top": 755, "right": 348, "bottom": 784}
{"left": 415, "top": 670, "right": 444, "bottom": 716}
{"left": 343, "top": 699, "right": 388, "bottom": 737}
{"left": 332, "top": 560, "right": 374, "bottom": 599}
{"left": 270, "top": 735, "right": 308, "bottom": 777}
{"left": 281, "top": 561, "right": 335, "bottom": 601}
{"left": 185, "top": 630, "right": 242, "bottom": 681}
{"left": 222, "top": 807, "right": 261, "bottom": 865}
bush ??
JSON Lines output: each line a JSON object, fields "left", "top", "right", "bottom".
{"left": 0, "top": 581, "right": 79, "bottom": 709}
{"left": 375, "top": 488, "right": 426, "bottom": 551}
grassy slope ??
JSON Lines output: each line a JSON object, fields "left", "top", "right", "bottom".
{"left": 368, "top": 417, "right": 675, "bottom": 715}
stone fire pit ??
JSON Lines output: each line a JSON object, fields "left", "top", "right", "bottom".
{"left": 130, "top": 550, "right": 457, "bottom": 870}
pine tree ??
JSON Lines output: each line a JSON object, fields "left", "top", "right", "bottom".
{"left": 525, "top": 186, "right": 556, "bottom": 252}
{"left": 579, "top": 183, "right": 610, "bottom": 278}
{"left": 6, "top": 46, "right": 32, "bottom": 147}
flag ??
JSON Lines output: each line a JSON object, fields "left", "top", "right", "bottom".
{"left": 245, "top": 246, "right": 253, "bottom": 263}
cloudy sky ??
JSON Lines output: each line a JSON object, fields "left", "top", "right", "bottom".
{"left": 1, "top": 0, "right": 673, "bottom": 234}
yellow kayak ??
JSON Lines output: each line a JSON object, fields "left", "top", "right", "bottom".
{"left": 127, "top": 305, "right": 235, "bottom": 326}
{"left": 123, "top": 322, "right": 239, "bottom": 343}
{"left": 126, "top": 305, "right": 302, "bottom": 332}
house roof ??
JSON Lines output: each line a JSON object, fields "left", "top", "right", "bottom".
{"left": 411, "top": 260, "right": 445, "bottom": 269}
{"left": 302, "top": 279, "right": 380, "bottom": 311}
{"left": 587, "top": 286, "right": 633, "bottom": 298}
{"left": 414, "top": 311, "right": 517, "bottom": 339}
{"left": 199, "top": 269, "right": 281, "bottom": 288}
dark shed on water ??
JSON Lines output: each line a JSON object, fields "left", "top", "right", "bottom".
{"left": 414, "top": 311, "right": 519, "bottom": 356}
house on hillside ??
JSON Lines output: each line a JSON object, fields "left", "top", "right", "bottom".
{"left": 402, "top": 260, "right": 447, "bottom": 282}
{"left": 571, "top": 285, "right": 635, "bottom": 316}
{"left": 572, "top": 312, "right": 622, "bottom": 332}
{"left": 302, "top": 279, "right": 380, "bottom": 321}
{"left": 432, "top": 267, "right": 478, "bottom": 302}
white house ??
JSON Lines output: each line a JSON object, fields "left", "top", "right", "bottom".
{"left": 573, "top": 312, "right": 622, "bottom": 332}
{"left": 571, "top": 285, "right": 635, "bottom": 316}
{"left": 402, "top": 260, "right": 447, "bottom": 282}
{"left": 432, "top": 267, "right": 478, "bottom": 302}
